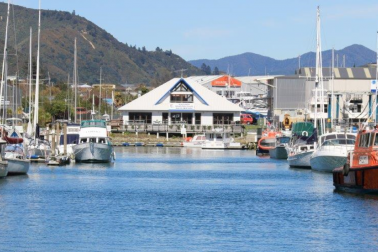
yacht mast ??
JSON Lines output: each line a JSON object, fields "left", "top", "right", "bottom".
{"left": 331, "top": 47, "right": 334, "bottom": 130}
{"left": 99, "top": 66, "right": 102, "bottom": 118}
{"left": 27, "top": 26, "right": 33, "bottom": 136}
{"left": 315, "top": 6, "right": 324, "bottom": 135}
{"left": 0, "top": 0, "right": 10, "bottom": 124}
{"left": 74, "top": 37, "right": 77, "bottom": 123}
{"left": 33, "top": 0, "right": 41, "bottom": 136}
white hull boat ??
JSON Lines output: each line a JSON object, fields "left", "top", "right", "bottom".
{"left": 73, "top": 120, "right": 114, "bottom": 163}
{"left": 6, "top": 158, "right": 29, "bottom": 175}
{"left": 310, "top": 133, "right": 356, "bottom": 173}
{"left": 182, "top": 135, "right": 207, "bottom": 148}
{"left": 287, "top": 144, "right": 314, "bottom": 168}
{"left": 73, "top": 142, "right": 113, "bottom": 163}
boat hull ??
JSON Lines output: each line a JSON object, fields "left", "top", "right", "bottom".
{"left": 73, "top": 142, "right": 113, "bottom": 163}
{"left": 311, "top": 155, "right": 346, "bottom": 173}
{"left": 287, "top": 151, "right": 313, "bottom": 168}
{"left": 269, "top": 146, "right": 288, "bottom": 159}
{"left": 0, "top": 161, "right": 8, "bottom": 177}
{"left": 6, "top": 158, "right": 30, "bottom": 175}
{"left": 333, "top": 166, "right": 378, "bottom": 194}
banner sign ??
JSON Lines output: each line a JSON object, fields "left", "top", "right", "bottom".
{"left": 169, "top": 103, "right": 195, "bottom": 111}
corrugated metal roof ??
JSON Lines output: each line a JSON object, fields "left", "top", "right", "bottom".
{"left": 297, "top": 67, "right": 376, "bottom": 79}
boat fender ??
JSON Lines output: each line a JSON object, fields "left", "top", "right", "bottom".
{"left": 343, "top": 163, "right": 350, "bottom": 176}
{"left": 302, "top": 131, "right": 308, "bottom": 137}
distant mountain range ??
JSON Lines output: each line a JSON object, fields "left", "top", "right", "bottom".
{"left": 0, "top": 3, "right": 203, "bottom": 85}
{"left": 189, "top": 44, "right": 376, "bottom": 76}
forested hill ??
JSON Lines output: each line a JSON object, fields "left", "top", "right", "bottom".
{"left": 0, "top": 3, "right": 203, "bottom": 85}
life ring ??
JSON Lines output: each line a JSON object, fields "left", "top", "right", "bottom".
{"left": 302, "top": 131, "right": 308, "bottom": 137}
{"left": 185, "top": 137, "right": 192, "bottom": 142}
{"left": 343, "top": 163, "right": 350, "bottom": 176}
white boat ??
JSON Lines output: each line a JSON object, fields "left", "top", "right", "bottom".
{"left": 310, "top": 133, "right": 356, "bottom": 173}
{"left": 27, "top": 138, "right": 51, "bottom": 159}
{"left": 287, "top": 144, "right": 314, "bottom": 168}
{"left": 182, "top": 134, "right": 208, "bottom": 148}
{"left": 57, "top": 123, "right": 80, "bottom": 157}
{"left": 288, "top": 7, "right": 326, "bottom": 168}
{"left": 202, "top": 132, "right": 240, "bottom": 149}
{"left": 72, "top": 120, "right": 114, "bottom": 163}
{"left": 4, "top": 145, "right": 29, "bottom": 175}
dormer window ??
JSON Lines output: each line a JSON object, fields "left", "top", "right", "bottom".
{"left": 170, "top": 93, "right": 193, "bottom": 103}
{"left": 170, "top": 82, "right": 193, "bottom": 103}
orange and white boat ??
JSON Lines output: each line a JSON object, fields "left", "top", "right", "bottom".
{"left": 333, "top": 124, "right": 378, "bottom": 194}
{"left": 257, "top": 130, "right": 281, "bottom": 155}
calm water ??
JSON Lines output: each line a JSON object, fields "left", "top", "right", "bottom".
{"left": 1, "top": 147, "right": 378, "bottom": 251}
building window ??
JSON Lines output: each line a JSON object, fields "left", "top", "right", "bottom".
{"left": 195, "top": 113, "right": 201, "bottom": 125}
{"left": 213, "top": 113, "right": 233, "bottom": 125}
{"left": 182, "top": 113, "right": 193, "bottom": 124}
{"left": 171, "top": 113, "right": 181, "bottom": 123}
{"left": 129, "top": 112, "right": 152, "bottom": 124}
{"left": 162, "top": 113, "right": 168, "bottom": 124}
{"left": 170, "top": 94, "right": 193, "bottom": 103}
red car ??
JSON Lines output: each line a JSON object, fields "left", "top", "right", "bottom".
{"left": 240, "top": 114, "right": 253, "bottom": 124}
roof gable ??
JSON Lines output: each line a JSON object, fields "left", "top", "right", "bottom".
{"left": 155, "top": 78, "right": 208, "bottom": 105}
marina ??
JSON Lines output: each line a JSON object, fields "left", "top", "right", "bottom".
{"left": 1, "top": 147, "right": 378, "bottom": 251}
{"left": 0, "top": 0, "right": 377, "bottom": 250}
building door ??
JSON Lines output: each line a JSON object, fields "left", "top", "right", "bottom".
{"left": 182, "top": 113, "right": 193, "bottom": 124}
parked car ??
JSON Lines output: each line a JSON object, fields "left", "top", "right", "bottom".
{"left": 240, "top": 114, "right": 253, "bottom": 125}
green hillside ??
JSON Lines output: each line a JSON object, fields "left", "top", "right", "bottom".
{"left": 0, "top": 3, "right": 203, "bottom": 85}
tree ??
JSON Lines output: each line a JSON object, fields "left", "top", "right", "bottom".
{"left": 213, "top": 66, "right": 220, "bottom": 75}
{"left": 206, "top": 65, "right": 211, "bottom": 75}
{"left": 201, "top": 63, "right": 207, "bottom": 73}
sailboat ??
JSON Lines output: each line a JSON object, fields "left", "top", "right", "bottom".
{"left": 287, "top": 7, "right": 325, "bottom": 168}
{"left": 0, "top": 1, "right": 30, "bottom": 175}
{"left": 26, "top": 0, "right": 52, "bottom": 161}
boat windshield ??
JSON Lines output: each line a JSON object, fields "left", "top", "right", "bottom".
{"left": 322, "top": 139, "right": 355, "bottom": 146}
{"left": 81, "top": 120, "right": 106, "bottom": 128}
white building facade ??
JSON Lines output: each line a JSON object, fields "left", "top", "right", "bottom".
{"left": 118, "top": 78, "right": 243, "bottom": 126}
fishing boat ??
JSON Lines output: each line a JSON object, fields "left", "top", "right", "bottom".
{"left": 333, "top": 125, "right": 378, "bottom": 193}
{"left": 72, "top": 120, "right": 114, "bottom": 163}
{"left": 310, "top": 132, "right": 356, "bottom": 173}
{"left": 269, "top": 136, "right": 290, "bottom": 159}
{"left": 182, "top": 134, "right": 208, "bottom": 148}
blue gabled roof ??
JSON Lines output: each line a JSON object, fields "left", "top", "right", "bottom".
{"left": 155, "top": 78, "right": 208, "bottom": 106}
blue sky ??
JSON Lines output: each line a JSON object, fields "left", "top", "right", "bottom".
{"left": 10, "top": 0, "right": 378, "bottom": 61}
